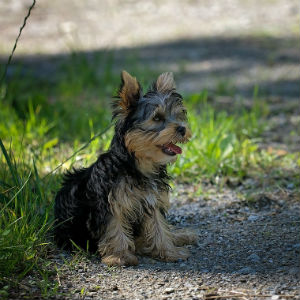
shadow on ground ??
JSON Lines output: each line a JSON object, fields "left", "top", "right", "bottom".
{"left": 133, "top": 194, "right": 300, "bottom": 278}
{"left": 43, "top": 189, "right": 299, "bottom": 299}
{"left": 1, "top": 35, "right": 299, "bottom": 99}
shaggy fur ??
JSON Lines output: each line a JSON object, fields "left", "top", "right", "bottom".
{"left": 54, "top": 71, "right": 198, "bottom": 266}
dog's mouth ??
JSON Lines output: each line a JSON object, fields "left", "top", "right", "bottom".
{"left": 159, "top": 142, "right": 182, "bottom": 156}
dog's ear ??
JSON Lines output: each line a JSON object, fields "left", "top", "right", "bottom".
{"left": 153, "top": 72, "right": 176, "bottom": 94}
{"left": 113, "top": 71, "right": 141, "bottom": 118}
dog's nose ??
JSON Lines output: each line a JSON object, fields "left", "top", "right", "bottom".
{"left": 176, "top": 126, "right": 186, "bottom": 136}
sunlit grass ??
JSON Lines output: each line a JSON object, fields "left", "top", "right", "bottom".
{"left": 171, "top": 92, "right": 266, "bottom": 180}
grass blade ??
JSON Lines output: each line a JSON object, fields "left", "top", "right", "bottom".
{"left": 0, "top": 138, "right": 20, "bottom": 186}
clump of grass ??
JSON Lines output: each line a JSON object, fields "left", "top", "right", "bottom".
{"left": 0, "top": 139, "right": 52, "bottom": 283}
{"left": 171, "top": 92, "right": 266, "bottom": 180}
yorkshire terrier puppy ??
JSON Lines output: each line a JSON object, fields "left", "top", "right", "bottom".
{"left": 54, "top": 71, "right": 198, "bottom": 266}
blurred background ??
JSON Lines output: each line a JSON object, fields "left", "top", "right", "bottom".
{"left": 1, "top": 0, "right": 299, "bottom": 96}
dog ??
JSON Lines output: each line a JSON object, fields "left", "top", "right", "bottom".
{"left": 54, "top": 71, "right": 198, "bottom": 266}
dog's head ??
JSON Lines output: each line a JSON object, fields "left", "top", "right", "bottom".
{"left": 112, "top": 71, "right": 191, "bottom": 174}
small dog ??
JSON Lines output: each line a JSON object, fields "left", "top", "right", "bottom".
{"left": 54, "top": 71, "right": 198, "bottom": 266}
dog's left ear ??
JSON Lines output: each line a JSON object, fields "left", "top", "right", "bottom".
{"left": 154, "top": 72, "right": 176, "bottom": 94}
{"left": 114, "top": 71, "right": 141, "bottom": 119}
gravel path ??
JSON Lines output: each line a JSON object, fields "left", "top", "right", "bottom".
{"left": 13, "top": 183, "right": 300, "bottom": 300}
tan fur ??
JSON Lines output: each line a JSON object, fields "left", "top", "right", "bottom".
{"left": 125, "top": 123, "right": 191, "bottom": 175}
{"left": 98, "top": 177, "right": 170, "bottom": 265}
{"left": 135, "top": 208, "right": 190, "bottom": 261}
{"left": 172, "top": 228, "right": 199, "bottom": 247}
{"left": 98, "top": 212, "right": 137, "bottom": 266}
{"left": 156, "top": 72, "right": 176, "bottom": 94}
{"left": 118, "top": 70, "right": 140, "bottom": 112}
{"left": 98, "top": 175, "right": 193, "bottom": 265}
{"left": 101, "top": 251, "right": 139, "bottom": 266}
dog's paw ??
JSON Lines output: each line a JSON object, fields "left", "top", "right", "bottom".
{"left": 157, "top": 246, "right": 191, "bottom": 262}
{"left": 102, "top": 252, "right": 139, "bottom": 266}
{"left": 173, "top": 229, "right": 198, "bottom": 246}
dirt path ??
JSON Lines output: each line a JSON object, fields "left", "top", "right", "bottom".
{"left": 12, "top": 183, "right": 300, "bottom": 299}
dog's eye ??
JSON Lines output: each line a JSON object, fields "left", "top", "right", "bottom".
{"left": 153, "top": 115, "right": 163, "bottom": 122}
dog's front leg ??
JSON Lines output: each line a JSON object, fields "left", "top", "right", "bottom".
{"left": 136, "top": 208, "right": 190, "bottom": 262}
{"left": 98, "top": 211, "right": 138, "bottom": 266}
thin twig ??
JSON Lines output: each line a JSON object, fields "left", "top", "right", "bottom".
{"left": 0, "top": 0, "right": 36, "bottom": 86}
{"left": 42, "top": 124, "right": 113, "bottom": 179}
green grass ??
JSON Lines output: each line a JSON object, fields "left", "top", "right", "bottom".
{"left": 0, "top": 52, "right": 299, "bottom": 297}
{"left": 171, "top": 91, "right": 267, "bottom": 180}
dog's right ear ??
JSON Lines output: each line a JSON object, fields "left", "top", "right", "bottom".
{"left": 112, "top": 71, "right": 142, "bottom": 119}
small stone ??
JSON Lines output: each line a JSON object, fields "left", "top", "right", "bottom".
{"left": 288, "top": 267, "right": 300, "bottom": 276}
{"left": 164, "top": 288, "right": 175, "bottom": 294}
{"left": 247, "top": 253, "right": 261, "bottom": 263}
{"left": 271, "top": 296, "right": 280, "bottom": 300}
{"left": 248, "top": 215, "right": 259, "bottom": 222}
{"left": 236, "top": 267, "right": 255, "bottom": 274}
{"left": 293, "top": 243, "right": 300, "bottom": 249}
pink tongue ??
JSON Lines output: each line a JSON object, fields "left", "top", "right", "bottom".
{"left": 166, "top": 143, "right": 182, "bottom": 154}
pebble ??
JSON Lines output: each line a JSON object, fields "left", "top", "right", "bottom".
{"left": 247, "top": 253, "right": 261, "bottom": 263}
{"left": 288, "top": 267, "right": 300, "bottom": 276}
{"left": 236, "top": 267, "right": 255, "bottom": 275}
{"left": 293, "top": 243, "right": 300, "bottom": 249}
{"left": 248, "top": 215, "right": 259, "bottom": 222}
{"left": 164, "top": 288, "right": 175, "bottom": 294}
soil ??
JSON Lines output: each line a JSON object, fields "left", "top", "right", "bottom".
{"left": 12, "top": 183, "right": 300, "bottom": 299}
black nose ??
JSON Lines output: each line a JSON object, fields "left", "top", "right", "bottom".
{"left": 176, "top": 126, "right": 186, "bottom": 136}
